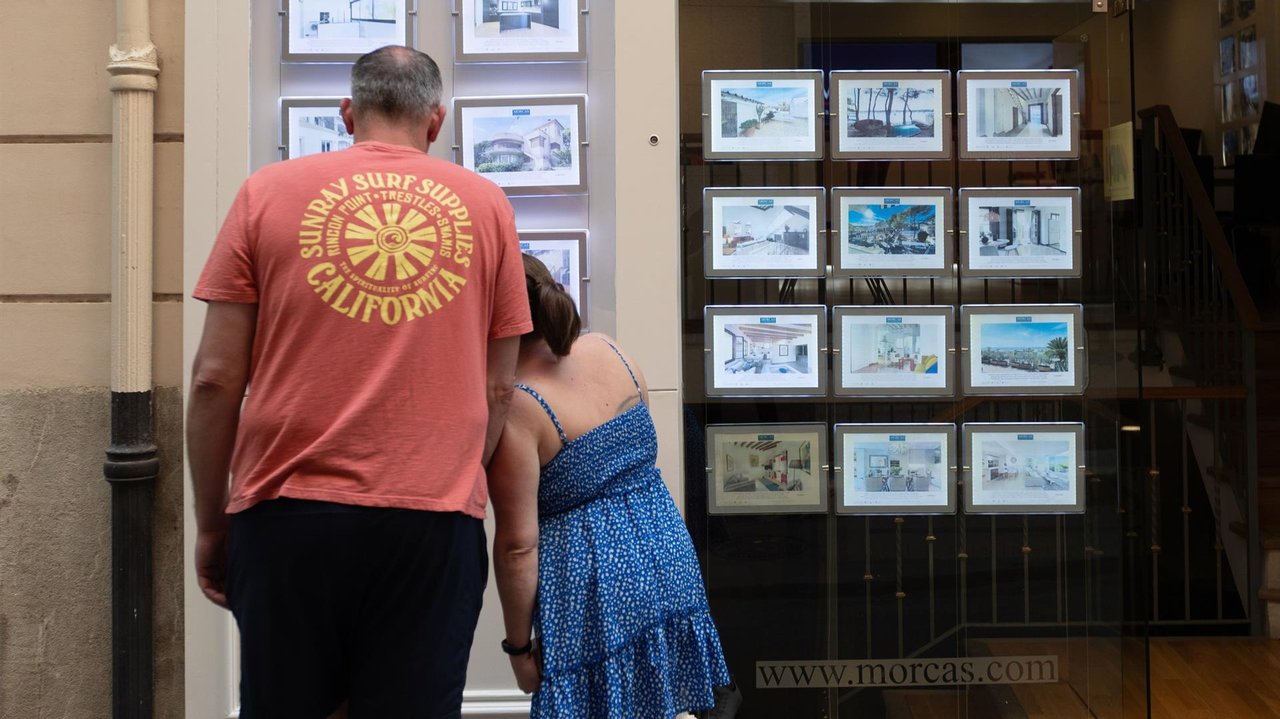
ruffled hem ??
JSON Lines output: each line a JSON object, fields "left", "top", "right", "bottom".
{"left": 531, "top": 610, "right": 731, "bottom": 719}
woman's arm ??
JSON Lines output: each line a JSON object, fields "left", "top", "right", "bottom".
{"left": 488, "top": 399, "right": 544, "bottom": 693}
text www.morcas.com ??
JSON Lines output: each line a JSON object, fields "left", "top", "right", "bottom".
{"left": 756, "top": 656, "right": 1059, "bottom": 688}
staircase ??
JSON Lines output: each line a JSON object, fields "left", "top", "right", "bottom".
{"left": 1255, "top": 332, "right": 1280, "bottom": 637}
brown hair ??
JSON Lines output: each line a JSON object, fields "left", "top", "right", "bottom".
{"left": 522, "top": 253, "right": 581, "bottom": 357}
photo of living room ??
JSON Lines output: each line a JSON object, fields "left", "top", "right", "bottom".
{"left": 835, "top": 425, "right": 955, "bottom": 514}
{"left": 707, "top": 424, "right": 827, "bottom": 513}
{"left": 706, "top": 189, "right": 824, "bottom": 277}
{"left": 708, "top": 308, "right": 825, "bottom": 394}
{"left": 964, "top": 424, "right": 1084, "bottom": 513}
{"left": 977, "top": 436, "right": 1072, "bottom": 493}
{"left": 721, "top": 322, "right": 812, "bottom": 376}
{"left": 848, "top": 440, "right": 941, "bottom": 493}
{"left": 836, "top": 308, "right": 951, "bottom": 394}
{"left": 961, "top": 188, "right": 1079, "bottom": 276}
{"left": 720, "top": 438, "right": 813, "bottom": 493}
{"left": 974, "top": 203, "right": 1067, "bottom": 257}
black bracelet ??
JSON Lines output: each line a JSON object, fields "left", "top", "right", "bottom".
{"left": 501, "top": 638, "right": 534, "bottom": 656}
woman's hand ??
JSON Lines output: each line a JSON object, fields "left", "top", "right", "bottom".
{"left": 510, "top": 649, "right": 542, "bottom": 694}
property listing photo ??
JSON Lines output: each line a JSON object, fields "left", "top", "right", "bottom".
{"left": 706, "top": 306, "right": 826, "bottom": 396}
{"left": 454, "top": 96, "right": 586, "bottom": 194}
{"left": 964, "top": 423, "right": 1085, "bottom": 513}
{"left": 835, "top": 424, "right": 956, "bottom": 515}
{"left": 455, "top": 0, "right": 583, "bottom": 61}
{"left": 831, "top": 70, "right": 951, "bottom": 159}
{"left": 834, "top": 187, "right": 952, "bottom": 276}
{"left": 280, "top": 99, "right": 352, "bottom": 159}
{"left": 960, "top": 187, "right": 1081, "bottom": 277}
{"left": 834, "top": 306, "right": 954, "bottom": 396}
{"left": 959, "top": 69, "right": 1079, "bottom": 159}
{"left": 518, "top": 230, "right": 587, "bottom": 325}
{"left": 962, "top": 304, "right": 1086, "bottom": 395}
{"left": 283, "top": 0, "right": 408, "bottom": 60}
{"left": 706, "top": 424, "right": 828, "bottom": 514}
{"left": 703, "top": 70, "right": 823, "bottom": 159}
{"left": 704, "top": 188, "right": 825, "bottom": 277}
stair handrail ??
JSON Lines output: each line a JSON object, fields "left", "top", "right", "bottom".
{"left": 1138, "top": 105, "right": 1265, "bottom": 330}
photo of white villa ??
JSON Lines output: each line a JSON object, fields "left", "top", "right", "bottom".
{"left": 473, "top": 115, "right": 571, "bottom": 173}
{"left": 719, "top": 437, "right": 813, "bottom": 494}
{"left": 976, "top": 436, "right": 1072, "bottom": 493}
{"left": 974, "top": 203, "right": 1067, "bottom": 257}
{"left": 720, "top": 204, "right": 811, "bottom": 257}
{"left": 286, "top": 0, "right": 402, "bottom": 57}
{"left": 719, "top": 84, "right": 812, "bottom": 139}
{"left": 286, "top": 107, "right": 352, "bottom": 158}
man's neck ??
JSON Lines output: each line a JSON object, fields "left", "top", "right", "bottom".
{"left": 354, "top": 123, "right": 430, "bottom": 153}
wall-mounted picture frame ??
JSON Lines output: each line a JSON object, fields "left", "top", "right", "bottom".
{"left": 705, "top": 305, "right": 827, "bottom": 397}
{"left": 1239, "top": 26, "right": 1259, "bottom": 70}
{"left": 1241, "top": 74, "right": 1262, "bottom": 117}
{"left": 702, "top": 70, "right": 824, "bottom": 161}
{"left": 1219, "top": 34, "right": 1237, "bottom": 77}
{"left": 832, "top": 187, "right": 953, "bottom": 277}
{"left": 963, "top": 422, "right": 1086, "bottom": 514}
{"left": 703, "top": 187, "right": 826, "bottom": 278}
{"left": 454, "top": 0, "right": 586, "bottom": 63}
{"left": 282, "top": 0, "right": 412, "bottom": 62}
{"left": 454, "top": 95, "right": 587, "bottom": 195}
{"left": 961, "top": 304, "right": 1086, "bottom": 395}
{"left": 958, "top": 70, "right": 1080, "bottom": 160}
{"left": 834, "top": 423, "right": 957, "bottom": 515}
{"left": 280, "top": 98, "right": 353, "bottom": 159}
{"left": 958, "top": 187, "right": 1081, "bottom": 278}
{"left": 706, "top": 423, "right": 828, "bottom": 515}
{"left": 519, "top": 229, "right": 588, "bottom": 327}
{"left": 830, "top": 70, "right": 951, "bottom": 160}
{"left": 833, "top": 305, "right": 954, "bottom": 397}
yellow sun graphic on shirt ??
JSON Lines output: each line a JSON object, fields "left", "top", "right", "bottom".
{"left": 343, "top": 203, "right": 439, "bottom": 282}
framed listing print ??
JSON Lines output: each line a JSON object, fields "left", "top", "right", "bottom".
{"left": 519, "top": 230, "right": 587, "bottom": 326}
{"left": 959, "top": 187, "right": 1081, "bottom": 278}
{"left": 961, "top": 304, "right": 1086, "bottom": 395}
{"left": 705, "top": 305, "right": 827, "bottom": 397}
{"left": 454, "top": 95, "right": 587, "bottom": 195}
{"left": 454, "top": 0, "right": 586, "bottom": 62}
{"left": 702, "top": 70, "right": 824, "bottom": 160}
{"left": 706, "top": 424, "right": 828, "bottom": 515}
{"left": 703, "top": 187, "right": 826, "bottom": 278}
{"left": 832, "top": 187, "right": 953, "bottom": 277}
{"left": 834, "top": 424, "right": 957, "bottom": 515}
{"left": 282, "top": 0, "right": 412, "bottom": 62}
{"left": 280, "top": 98, "right": 353, "bottom": 159}
{"left": 958, "top": 70, "right": 1080, "bottom": 159}
{"left": 831, "top": 70, "right": 951, "bottom": 160}
{"left": 963, "top": 423, "right": 1086, "bottom": 514}
{"left": 833, "top": 306, "right": 954, "bottom": 397}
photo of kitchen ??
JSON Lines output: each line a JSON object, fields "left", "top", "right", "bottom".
{"left": 469, "top": 0, "right": 563, "bottom": 37}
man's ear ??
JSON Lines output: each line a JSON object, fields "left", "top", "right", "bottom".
{"left": 426, "top": 104, "right": 447, "bottom": 144}
{"left": 340, "top": 98, "right": 356, "bottom": 136}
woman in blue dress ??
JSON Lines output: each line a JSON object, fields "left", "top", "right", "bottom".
{"left": 488, "top": 255, "right": 731, "bottom": 718}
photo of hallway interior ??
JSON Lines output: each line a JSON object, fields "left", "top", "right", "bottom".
{"left": 979, "top": 438, "right": 1071, "bottom": 492}
{"left": 721, "top": 438, "right": 812, "bottom": 493}
{"left": 722, "top": 322, "right": 812, "bottom": 375}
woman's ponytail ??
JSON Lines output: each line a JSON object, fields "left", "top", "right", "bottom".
{"left": 523, "top": 253, "right": 582, "bottom": 356}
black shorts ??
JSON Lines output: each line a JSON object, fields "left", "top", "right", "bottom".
{"left": 227, "top": 498, "right": 488, "bottom": 719}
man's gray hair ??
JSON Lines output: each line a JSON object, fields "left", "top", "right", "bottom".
{"left": 351, "top": 45, "right": 443, "bottom": 121}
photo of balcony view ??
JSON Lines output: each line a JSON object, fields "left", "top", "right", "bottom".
{"left": 978, "top": 436, "right": 1071, "bottom": 492}
{"left": 721, "top": 322, "right": 812, "bottom": 375}
{"left": 720, "top": 204, "right": 810, "bottom": 257}
{"left": 847, "top": 203, "right": 937, "bottom": 256}
{"left": 470, "top": 0, "right": 562, "bottom": 36}
{"left": 845, "top": 85, "right": 937, "bottom": 138}
{"left": 720, "top": 438, "right": 812, "bottom": 493}
{"left": 471, "top": 114, "right": 572, "bottom": 174}
{"left": 848, "top": 440, "right": 943, "bottom": 493}
{"left": 846, "top": 321, "right": 940, "bottom": 376}
{"left": 719, "top": 85, "right": 812, "bottom": 138}
{"left": 975, "top": 85, "right": 1065, "bottom": 138}
{"left": 293, "top": 0, "right": 398, "bottom": 42}
{"left": 976, "top": 203, "right": 1066, "bottom": 256}
{"left": 978, "top": 321, "right": 1070, "bottom": 375}
{"left": 290, "top": 111, "right": 352, "bottom": 157}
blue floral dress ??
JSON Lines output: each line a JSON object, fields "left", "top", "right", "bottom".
{"left": 514, "top": 345, "right": 730, "bottom": 719}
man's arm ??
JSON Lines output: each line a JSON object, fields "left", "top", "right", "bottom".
{"left": 186, "top": 301, "right": 257, "bottom": 608}
{"left": 483, "top": 335, "right": 521, "bottom": 465}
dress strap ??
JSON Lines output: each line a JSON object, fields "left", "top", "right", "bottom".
{"left": 599, "top": 337, "right": 641, "bottom": 391}
{"left": 514, "top": 384, "right": 569, "bottom": 445}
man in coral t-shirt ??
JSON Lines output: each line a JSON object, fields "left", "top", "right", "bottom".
{"left": 187, "top": 46, "right": 531, "bottom": 718}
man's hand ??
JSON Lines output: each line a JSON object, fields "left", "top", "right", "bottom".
{"left": 509, "top": 650, "right": 542, "bottom": 694}
{"left": 195, "top": 527, "right": 230, "bottom": 609}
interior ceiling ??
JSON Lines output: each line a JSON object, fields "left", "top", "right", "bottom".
{"left": 725, "top": 323, "right": 812, "bottom": 343}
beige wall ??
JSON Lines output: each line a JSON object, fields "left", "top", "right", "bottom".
{"left": 1134, "top": 0, "right": 1219, "bottom": 147}
{"left": 0, "top": 0, "right": 185, "bottom": 715}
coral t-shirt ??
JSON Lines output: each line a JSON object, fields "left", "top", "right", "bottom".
{"left": 194, "top": 141, "right": 532, "bottom": 518}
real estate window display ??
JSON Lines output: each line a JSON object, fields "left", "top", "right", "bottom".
{"left": 678, "top": 2, "right": 1130, "bottom": 717}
